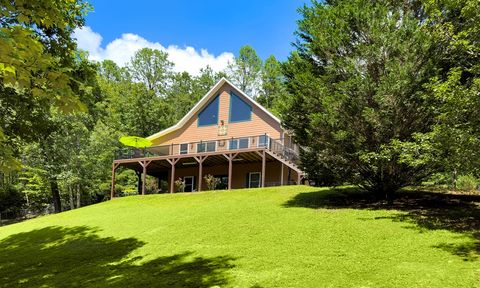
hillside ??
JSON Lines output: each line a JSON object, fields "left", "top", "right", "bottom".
{"left": 0, "top": 186, "right": 478, "bottom": 287}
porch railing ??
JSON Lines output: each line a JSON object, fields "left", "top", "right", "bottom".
{"left": 115, "top": 134, "right": 300, "bottom": 165}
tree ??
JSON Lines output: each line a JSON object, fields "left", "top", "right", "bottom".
{"left": 226, "top": 45, "right": 262, "bottom": 97}
{"left": 283, "top": 0, "right": 445, "bottom": 200}
{"left": 258, "top": 55, "right": 285, "bottom": 113}
{"left": 411, "top": 1, "right": 480, "bottom": 187}
{"left": 0, "top": 0, "right": 91, "bottom": 171}
{"left": 98, "top": 60, "right": 129, "bottom": 82}
{"left": 128, "top": 48, "right": 173, "bottom": 95}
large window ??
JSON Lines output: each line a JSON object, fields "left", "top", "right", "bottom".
{"left": 229, "top": 92, "right": 252, "bottom": 123}
{"left": 198, "top": 95, "right": 219, "bottom": 126}
{"left": 229, "top": 138, "right": 249, "bottom": 150}
{"left": 197, "top": 141, "right": 216, "bottom": 153}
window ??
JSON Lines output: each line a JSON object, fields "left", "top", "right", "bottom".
{"left": 198, "top": 95, "right": 219, "bottom": 126}
{"left": 229, "top": 138, "right": 249, "bottom": 150}
{"left": 248, "top": 172, "right": 261, "bottom": 188}
{"left": 229, "top": 92, "right": 252, "bottom": 123}
{"left": 229, "top": 139, "right": 238, "bottom": 150}
{"left": 206, "top": 142, "right": 216, "bottom": 152}
{"left": 179, "top": 143, "right": 188, "bottom": 154}
{"left": 258, "top": 135, "right": 269, "bottom": 148}
{"left": 197, "top": 141, "right": 216, "bottom": 153}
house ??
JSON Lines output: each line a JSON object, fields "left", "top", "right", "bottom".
{"left": 110, "top": 78, "right": 304, "bottom": 197}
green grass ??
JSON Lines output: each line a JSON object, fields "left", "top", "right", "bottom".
{"left": 0, "top": 186, "right": 479, "bottom": 287}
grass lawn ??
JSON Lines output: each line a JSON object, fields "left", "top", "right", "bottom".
{"left": 0, "top": 186, "right": 479, "bottom": 287}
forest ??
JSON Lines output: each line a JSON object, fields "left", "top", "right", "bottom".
{"left": 0, "top": 1, "right": 286, "bottom": 217}
{"left": 1, "top": 0, "right": 480, "bottom": 219}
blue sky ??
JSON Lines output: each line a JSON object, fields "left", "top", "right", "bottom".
{"left": 75, "top": 0, "right": 307, "bottom": 75}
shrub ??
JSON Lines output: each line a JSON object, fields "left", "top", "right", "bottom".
{"left": 456, "top": 174, "right": 478, "bottom": 191}
{"left": 174, "top": 178, "right": 185, "bottom": 192}
{"left": 204, "top": 174, "right": 220, "bottom": 191}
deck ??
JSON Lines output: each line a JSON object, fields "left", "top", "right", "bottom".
{"left": 111, "top": 135, "right": 303, "bottom": 196}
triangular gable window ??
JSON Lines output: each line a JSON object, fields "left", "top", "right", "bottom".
{"left": 198, "top": 95, "right": 219, "bottom": 126}
{"left": 229, "top": 92, "right": 252, "bottom": 123}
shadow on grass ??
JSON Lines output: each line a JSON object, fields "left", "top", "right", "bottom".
{"left": 284, "top": 187, "right": 480, "bottom": 261}
{"left": 0, "top": 226, "right": 234, "bottom": 288}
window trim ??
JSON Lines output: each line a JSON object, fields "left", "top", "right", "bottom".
{"left": 197, "top": 94, "right": 220, "bottom": 127}
{"left": 248, "top": 172, "right": 261, "bottom": 188}
{"left": 228, "top": 91, "right": 252, "bottom": 123}
{"left": 179, "top": 143, "right": 189, "bottom": 155}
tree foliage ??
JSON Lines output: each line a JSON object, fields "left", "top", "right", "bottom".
{"left": 0, "top": 0, "right": 91, "bottom": 172}
{"left": 128, "top": 48, "right": 173, "bottom": 95}
{"left": 227, "top": 45, "right": 262, "bottom": 97}
{"left": 258, "top": 55, "right": 285, "bottom": 114}
{"left": 282, "top": 0, "right": 480, "bottom": 199}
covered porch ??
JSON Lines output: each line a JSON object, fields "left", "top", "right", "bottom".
{"left": 110, "top": 148, "right": 304, "bottom": 198}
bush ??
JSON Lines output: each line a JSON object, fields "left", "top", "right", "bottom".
{"left": 174, "top": 178, "right": 185, "bottom": 192}
{"left": 456, "top": 174, "right": 478, "bottom": 191}
{"left": 0, "top": 184, "right": 25, "bottom": 218}
{"left": 204, "top": 174, "right": 220, "bottom": 191}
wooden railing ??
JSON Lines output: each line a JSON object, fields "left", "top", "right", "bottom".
{"left": 115, "top": 134, "right": 300, "bottom": 165}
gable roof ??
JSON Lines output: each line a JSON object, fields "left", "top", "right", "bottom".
{"left": 146, "top": 77, "right": 282, "bottom": 141}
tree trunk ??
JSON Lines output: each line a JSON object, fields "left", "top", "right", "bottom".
{"left": 50, "top": 179, "right": 61, "bottom": 213}
{"left": 452, "top": 169, "right": 457, "bottom": 191}
{"left": 69, "top": 185, "right": 74, "bottom": 210}
{"left": 76, "top": 183, "right": 81, "bottom": 208}
{"left": 370, "top": 181, "right": 398, "bottom": 205}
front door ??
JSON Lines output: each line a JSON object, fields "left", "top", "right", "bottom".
{"left": 184, "top": 176, "right": 195, "bottom": 192}
{"left": 248, "top": 172, "right": 261, "bottom": 188}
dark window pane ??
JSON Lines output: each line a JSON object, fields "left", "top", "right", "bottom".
{"left": 258, "top": 135, "right": 268, "bottom": 147}
{"left": 198, "top": 95, "right": 219, "bottom": 126}
{"left": 238, "top": 138, "right": 249, "bottom": 149}
{"left": 197, "top": 143, "right": 205, "bottom": 153}
{"left": 249, "top": 173, "right": 261, "bottom": 188}
{"left": 180, "top": 143, "right": 188, "bottom": 154}
{"left": 229, "top": 139, "right": 238, "bottom": 150}
{"left": 229, "top": 92, "right": 251, "bottom": 122}
{"left": 206, "top": 141, "right": 216, "bottom": 152}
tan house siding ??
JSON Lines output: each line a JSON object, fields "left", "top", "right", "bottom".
{"left": 150, "top": 83, "right": 283, "bottom": 148}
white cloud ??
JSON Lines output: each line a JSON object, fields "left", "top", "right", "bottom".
{"left": 73, "top": 26, "right": 234, "bottom": 75}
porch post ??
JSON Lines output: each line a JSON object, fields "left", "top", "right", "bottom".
{"left": 261, "top": 150, "right": 266, "bottom": 187}
{"left": 223, "top": 153, "right": 237, "bottom": 190}
{"left": 171, "top": 161, "right": 175, "bottom": 193}
{"left": 167, "top": 158, "right": 178, "bottom": 193}
{"left": 228, "top": 157, "right": 232, "bottom": 190}
{"left": 110, "top": 162, "right": 119, "bottom": 199}
{"left": 142, "top": 163, "right": 147, "bottom": 195}
{"left": 139, "top": 160, "right": 151, "bottom": 195}
{"left": 194, "top": 156, "right": 206, "bottom": 192}
{"left": 280, "top": 162, "right": 284, "bottom": 186}
{"left": 297, "top": 171, "right": 301, "bottom": 185}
